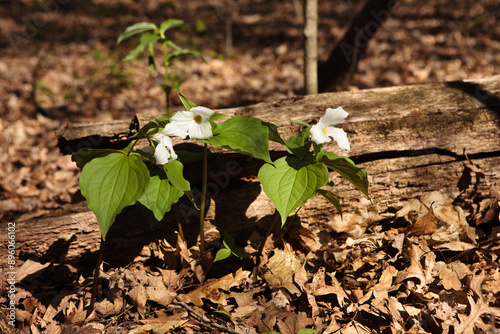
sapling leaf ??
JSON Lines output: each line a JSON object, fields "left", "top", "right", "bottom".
{"left": 123, "top": 33, "right": 159, "bottom": 62}
{"left": 214, "top": 248, "right": 232, "bottom": 262}
{"left": 167, "top": 49, "right": 204, "bottom": 63}
{"left": 117, "top": 22, "right": 158, "bottom": 44}
{"left": 80, "top": 153, "right": 150, "bottom": 240}
{"left": 159, "top": 19, "right": 185, "bottom": 34}
{"left": 317, "top": 189, "right": 342, "bottom": 218}
{"left": 137, "top": 169, "right": 184, "bottom": 222}
{"left": 321, "top": 150, "right": 370, "bottom": 199}
{"left": 206, "top": 116, "right": 272, "bottom": 163}
{"left": 258, "top": 156, "right": 329, "bottom": 226}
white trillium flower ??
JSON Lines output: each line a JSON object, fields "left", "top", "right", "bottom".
{"left": 310, "top": 107, "right": 350, "bottom": 151}
{"left": 162, "top": 106, "right": 215, "bottom": 140}
{"left": 154, "top": 134, "right": 177, "bottom": 165}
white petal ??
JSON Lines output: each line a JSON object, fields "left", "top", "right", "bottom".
{"left": 328, "top": 127, "right": 350, "bottom": 151}
{"left": 154, "top": 136, "right": 177, "bottom": 164}
{"left": 154, "top": 142, "right": 171, "bottom": 165}
{"left": 191, "top": 106, "right": 215, "bottom": 122}
{"left": 310, "top": 123, "right": 331, "bottom": 145}
{"left": 162, "top": 123, "right": 189, "bottom": 139}
{"left": 188, "top": 122, "right": 213, "bottom": 139}
{"left": 321, "top": 107, "right": 349, "bottom": 126}
{"left": 169, "top": 111, "right": 194, "bottom": 130}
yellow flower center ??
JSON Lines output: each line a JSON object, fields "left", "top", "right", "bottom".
{"left": 322, "top": 128, "right": 328, "bottom": 135}
{"left": 194, "top": 115, "right": 203, "bottom": 124}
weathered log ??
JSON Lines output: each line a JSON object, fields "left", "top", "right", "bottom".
{"left": 4, "top": 76, "right": 500, "bottom": 267}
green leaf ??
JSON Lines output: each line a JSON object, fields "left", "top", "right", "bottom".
{"left": 117, "top": 22, "right": 158, "bottom": 44}
{"left": 297, "top": 329, "right": 316, "bottom": 334}
{"left": 321, "top": 151, "right": 370, "bottom": 199}
{"left": 261, "top": 121, "right": 285, "bottom": 145}
{"left": 137, "top": 170, "right": 184, "bottom": 222}
{"left": 129, "top": 113, "right": 173, "bottom": 139}
{"left": 284, "top": 127, "right": 311, "bottom": 160}
{"left": 222, "top": 233, "right": 250, "bottom": 258}
{"left": 206, "top": 116, "right": 272, "bottom": 163}
{"left": 80, "top": 153, "right": 150, "bottom": 240}
{"left": 159, "top": 19, "right": 185, "bottom": 34}
{"left": 290, "top": 119, "right": 311, "bottom": 128}
{"left": 179, "top": 92, "right": 197, "bottom": 111}
{"left": 167, "top": 49, "right": 204, "bottom": 63}
{"left": 317, "top": 189, "right": 342, "bottom": 218}
{"left": 163, "top": 160, "right": 191, "bottom": 192}
{"left": 123, "top": 33, "right": 159, "bottom": 62}
{"left": 258, "top": 157, "right": 329, "bottom": 226}
{"left": 214, "top": 248, "right": 232, "bottom": 262}
{"left": 72, "top": 148, "right": 122, "bottom": 170}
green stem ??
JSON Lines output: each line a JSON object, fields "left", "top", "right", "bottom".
{"left": 162, "top": 39, "right": 170, "bottom": 114}
{"left": 199, "top": 143, "right": 208, "bottom": 254}
{"left": 174, "top": 203, "right": 185, "bottom": 242}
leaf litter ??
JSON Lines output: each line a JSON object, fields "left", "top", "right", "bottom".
{"left": 1, "top": 0, "right": 500, "bottom": 332}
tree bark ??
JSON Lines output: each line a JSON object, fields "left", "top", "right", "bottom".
{"left": 304, "top": 0, "right": 318, "bottom": 94}
{"left": 5, "top": 76, "right": 500, "bottom": 268}
{"left": 318, "top": 0, "right": 397, "bottom": 92}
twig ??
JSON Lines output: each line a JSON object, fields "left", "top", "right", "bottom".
{"left": 173, "top": 296, "right": 240, "bottom": 334}
{"left": 87, "top": 237, "right": 105, "bottom": 317}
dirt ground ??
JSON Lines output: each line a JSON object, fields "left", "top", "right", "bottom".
{"left": 1, "top": 0, "right": 500, "bottom": 333}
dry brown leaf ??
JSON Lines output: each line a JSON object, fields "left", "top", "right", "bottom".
{"left": 183, "top": 268, "right": 251, "bottom": 307}
{"left": 328, "top": 198, "right": 381, "bottom": 238}
{"left": 454, "top": 295, "right": 500, "bottom": 334}
{"left": 395, "top": 243, "right": 433, "bottom": 286}
{"left": 409, "top": 205, "right": 438, "bottom": 236}
{"left": 145, "top": 276, "right": 177, "bottom": 306}
{"left": 263, "top": 249, "right": 304, "bottom": 292}
{"left": 276, "top": 311, "right": 314, "bottom": 334}
{"left": 128, "top": 284, "right": 147, "bottom": 318}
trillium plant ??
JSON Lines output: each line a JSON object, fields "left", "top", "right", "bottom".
{"left": 74, "top": 96, "right": 369, "bottom": 254}
{"left": 74, "top": 19, "right": 369, "bottom": 270}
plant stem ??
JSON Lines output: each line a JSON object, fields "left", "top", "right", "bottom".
{"left": 162, "top": 39, "right": 170, "bottom": 114}
{"left": 87, "top": 237, "right": 105, "bottom": 317}
{"left": 174, "top": 203, "right": 185, "bottom": 242}
{"left": 199, "top": 143, "right": 208, "bottom": 254}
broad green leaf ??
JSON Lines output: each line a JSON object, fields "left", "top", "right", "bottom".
{"left": 72, "top": 148, "right": 121, "bottom": 170}
{"left": 163, "top": 160, "right": 190, "bottom": 192}
{"left": 317, "top": 189, "right": 342, "bottom": 218}
{"left": 321, "top": 151, "right": 369, "bottom": 198}
{"left": 297, "top": 329, "right": 316, "bottom": 334}
{"left": 262, "top": 121, "right": 285, "bottom": 145}
{"left": 123, "top": 33, "right": 159, "bottom": 62}
{"left": 214, "top": 248, "right": 232, "bottom": 262}
{"left": 117, "top": 22, "right": 158, "bottom": 44}
{"left": 284, "top": 127, "right": 311, "bottom": 160}
{"left": 80, "top": 153, "right": 149, "bottom": 240}
{"left": 179, "top": 92, "right": 197, "bottom": 111}
{"left": 137, "top": 170, "right": 184, "bottom": 222}
{"left": 258, "top": 157, "right": 329, "bottom": 226}
{"left": 159, "top": 19, "right": 185, "bottom": 34}
{"left": 206, "top": 116, "right": 272, "bottom": 163}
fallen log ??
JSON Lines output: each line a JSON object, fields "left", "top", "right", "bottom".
{"left": 4, "top": 76, "right": 500, "bottom": 267}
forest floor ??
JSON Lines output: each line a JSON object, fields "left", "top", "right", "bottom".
{"left": 1, "top": 0, "right": 500, "bottom": 333}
